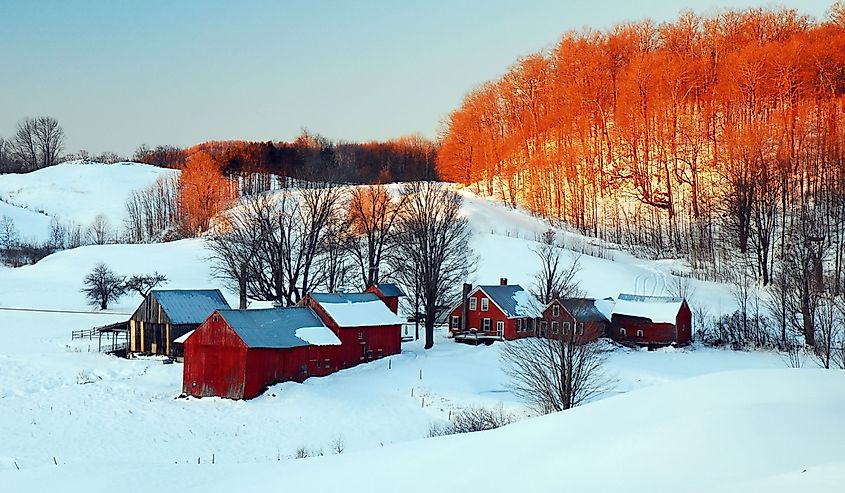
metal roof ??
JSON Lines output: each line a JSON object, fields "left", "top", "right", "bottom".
{"left": 374, "top": 283, "right": 405, "bottom": 297}
{"left": 612, "top": 294, "right": 685, "bottom": 324}
{"left": 558, "top": 298, "right": 610, "bottom": 323}
{"left": 218, "top": 307, "right": 329, "bottom": 349}
{"left": 151, "top": 289, "right": 231, "bottom": 325}
{"left": 477, "top": 284, "right": 543, "bottom": 318}
{"left": 310, "top": 292, "right": 380, "bottom": 304}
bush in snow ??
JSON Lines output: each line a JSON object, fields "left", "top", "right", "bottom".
{"left": 428, "top": 407, "right": 515, "bottom": 437}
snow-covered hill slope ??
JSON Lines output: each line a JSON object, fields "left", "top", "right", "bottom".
{"left": 4, "top": 368, "right": 842, "bottom": 493}
{"left": 0, "top": 161, "right": 177, "bottom": 240}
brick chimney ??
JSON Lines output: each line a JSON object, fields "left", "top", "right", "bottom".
{"left": 500, "top": 278, "right": 508, "bottom": 286}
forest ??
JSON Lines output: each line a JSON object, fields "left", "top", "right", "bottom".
{"left": 438, "top": 5, "right": 845, "bottom": 355}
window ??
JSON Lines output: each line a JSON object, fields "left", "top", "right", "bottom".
{"left": 578, "top": 323, "right": 584, "bottom": 336}
{"left": 516, "top": 319, "right": 523, "bottom": 332}
{"left": 451, "top": 316, "right": 460, "bottom": 329}
{"left": 551, "top": 321, "right": 559, "bottom": 334}
{"left": 480, "top": 298, "right": 489, "bottom": 311}
{"left": 552, "top": 304, "right": 560, "bottom": 317}
{"left": 482, "top": 318, "right": 491, "bottom": 332}
{"left": 562, "top": 322, "right": 570, "bottom": 334}
{"left": 636, "top": 329, "right": 644, "bottom": 337}
{"left": 496, "top": 321, "right": 504, "bottom": 336}
{"left": 540, "top": 321, "right": 548, "bottom": 336}
{"left": 357, "top": 331, "right": 364, "bottom": 340}
{"left": 469, "top": 297, "right": 477, "bottom": 311}
{"left": 324, "top": 359, "right": 331, "bottom": 369}
{"left": 212, "top": 314, "right": 219, "bottom": 322}
{"left": 619, "top": 328, "right": 627, "bottom": 336}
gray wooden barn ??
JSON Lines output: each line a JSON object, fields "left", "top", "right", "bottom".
{"left": 128, "top": 289, "right": 231, "bottom": 356}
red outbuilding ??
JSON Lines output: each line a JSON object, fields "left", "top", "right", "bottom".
{"left": 447, "top": 279, "right": 543, "bottom": 342}
{"left": 301, "top": 292, "right": 404, "bottom": 368}
{"left": 364, "top": 282, "right": 405, "bottom": 314}
{"left": 540, "top": 298, "right": 612, "bottom": 343}
{"left": 182, "top": 307, "right": 341, "bottom": 400}
{"left": 610, "top": 294, "right": 692, "bottom": 346}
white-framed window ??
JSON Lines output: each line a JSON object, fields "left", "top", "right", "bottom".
{"left": 481, "top": 298, "right": 489, "bottom": 311}
{"left": 620, "top": 328, "right": 627, "bottom": 336}
{"left": 552, "top": 304, "right": 560, "bottom": 317}
{"left": 562, "top": 321, "right": 570, "bottom": 334}
{"left": 516, "top": 319, "right": 523, "bottom": 332}
{"left": 451, "top": 316, "right": 460, "bottom": 329}
{"left": 636, "top": 329, "right": 644, "bottom": 337}
{"left": 551, "top": 321, "right": 559, "bottom": 334}
{"left": 482, "top": 318, "right": 491, "bottom": 332}
{"left": 469, "top": 297, "right": 477, "bottom": 311}
{"left": 212, "top": 314, "right": 219, "bottom": 322}
{"left": 496, "top": 320, "right": 504, "bottom": 336}
{"left": 358, "top": 331, "right": 364, "bottom": 340}
{"left": 578, "top": 323, "right": 584, "bottom": 336}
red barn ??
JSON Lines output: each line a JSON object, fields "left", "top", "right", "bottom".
{"left": 302, "top": 292, "right": 404, "bottom": 368}
{"left": 540, "top": 298, "right": 612, "bottom": 342}
{"left": 182, "top": 307, "right": 341, "bottom": 400}
{"left": 365, "top": 282, "right": 405, "bottom": 314}
{"left": 610, "top": 294, "right": 692, "bottom": 346}
{"left": 448, "top": 279, "right": 543, "bottom": 342}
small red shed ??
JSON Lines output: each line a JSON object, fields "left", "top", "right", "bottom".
{"left": 447, "top": 279, "right": 543, "bottom": 341}
{"left": 302, "top": 292, "right": 404, "bottom": 368}
{"left": 610, "top": 294, "right": 692, "bottom": 346}
{"left": 365, "top": 282, "right": 406, "bottom": 314}
{"left": 182, "top": 307, "right": 341, "bottom": 400}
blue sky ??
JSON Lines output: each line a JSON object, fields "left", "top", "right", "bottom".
{"left": 0, "top": 0, "right": 832, "bottom": 155}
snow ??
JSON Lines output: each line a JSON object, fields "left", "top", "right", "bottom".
{"left": 295, "top": 326, "right": 342, "bottom": 346}
{"left": 611, "top": 297, "right": 684, "bottom": 323}
{"left": 316, "top": 299, "right": 404, "bottom": 327}
{"left": 511, "top": 288, "right": 544, "bottom": 317}
{"left": 0, "top": 164, "right": 840, "bottom": 491}
{"left": 172, "top": 329, "right": 194, "bottom": 344}
{"left": 0, "top": 161, "right": 177, "bottom": 238}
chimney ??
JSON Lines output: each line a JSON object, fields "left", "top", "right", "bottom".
{"left": 552, "top": 289, "right": 559, "bottom": 301}
{"left": 500, "top": 278, "right": 508, "bottom": 286}
{"left": 370, "top": 266, "right": 379, "bottom": 285}
{"left": 461, "top": 283, "right": 472, "bottom": 332}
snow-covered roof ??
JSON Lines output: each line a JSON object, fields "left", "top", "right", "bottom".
{"left": 477, "top": 285, "right": 544, "bottom": 318}
{"left": 151, "top": 289, "right": 231, "bottom": 325}
{"left": 309, "top": 293, "right": 404, "bottom": 327}
{"left": 295, "top": 326, "right": 341, "bottom": 346}
{"left": 219, "top": 307, "right": 331, "bottom": 349}
{"left": 373, "top": 283, "right": 405, "bottom": 297}
{"left": 173, "top": 329, "right": 195, "bottom": 344}
{"left": 611, "top": 294, "right": 685, "bottom": 324}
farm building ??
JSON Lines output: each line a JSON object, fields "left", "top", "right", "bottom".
{"left": 540, "top": 298, "right": 612, "bottom": 342}
{"left": 448, "top": 279, "right": 544, "bottom": 342}
{"left": 610, "top": 294, "right": 692, "bottom": 346}
{"left": 182, "top": 307, "right": 341, "bottom": 400}
{"left": 301, "top": 292, "right": 404, "bottom": 367}
{"left": 128, "top": 289, "right": 231, "bottom": 356}
{"left": 365, "top": 282, "right": 405, "bottom": 314}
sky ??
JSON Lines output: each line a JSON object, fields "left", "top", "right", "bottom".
{"left": 0, "top": 0, "right": 834, "bottom": 156}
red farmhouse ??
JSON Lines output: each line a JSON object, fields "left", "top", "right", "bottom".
{"left": 364, "top": 282, "right": 405, "bottom": 314}
{"left": 302, "top": 292, "right": 404, "bottom": 367}
{"left": 610, "top": 294, "right": 692, "bottom": 346}
{"left": 182, "top": 307, "right": 341, "bottom": 400}
{"left": 448, "top": 279, "right": 543, "bottom": 342}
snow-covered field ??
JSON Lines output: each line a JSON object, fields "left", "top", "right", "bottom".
{"left": 1, "top": 162, "right": 842, "bottom": 491}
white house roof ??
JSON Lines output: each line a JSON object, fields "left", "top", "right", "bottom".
{"left": 611, "top": 294, "right": 684, "bottom": 324}
{"left": 310, "top": 293, "right": 404, "bottom": 327}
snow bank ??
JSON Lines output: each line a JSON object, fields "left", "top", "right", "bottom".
{"left": 295, "top": 326, "right": 341, "bottom": 346}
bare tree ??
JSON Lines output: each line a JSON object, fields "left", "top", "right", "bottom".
{"left": 81, "top": 263, "right": 126, "bottom": 310}
{"left": 124, "top": 272, "right": 168, "bottom": 298}
{"left": 501, "top": 331, "right": 610, "bottom": 413}
{"left": 530, "top": 229, "right": 582, "bottom": 304}
{"left": 86, "top": 214, "right": 113, "bottom": 245}
{"left": 11, "top": 116, "right": 65, "bottom": 170}
{"left": 346, "top": 184, "right": 405, "bottom": 287}
{"left": 392, "top": 182, "right": 476, "bottom": 349}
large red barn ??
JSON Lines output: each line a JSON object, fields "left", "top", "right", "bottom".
{"left": 182, "top": 307, "right": 341, "bottom": 400}
{"left": 447, "top": 279, "right": 543, "bottom": 342}
{"left": 610, "top": 294, "right": 692, "bottom": 346}
{"left": 301, "top": 292, "right": 404, "bottom": 368}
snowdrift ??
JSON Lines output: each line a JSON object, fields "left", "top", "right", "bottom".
{"left": 3, "top": 368, "right": 843, "bottom": 492}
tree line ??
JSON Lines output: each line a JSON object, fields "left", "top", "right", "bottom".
{"left": 439, "top": 4, "right": 845, "bottom": 357}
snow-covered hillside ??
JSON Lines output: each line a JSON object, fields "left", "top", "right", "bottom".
{"left": 0, "top": 161, "right": 177, "bottom": 242}
{"left": 0, "top": 162, "right": 839, "bottom": 491}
